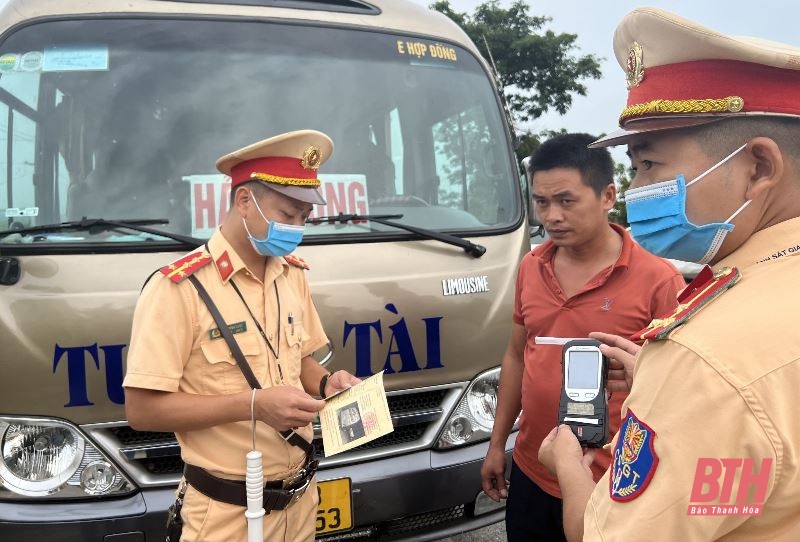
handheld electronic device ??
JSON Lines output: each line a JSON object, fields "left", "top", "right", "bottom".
{"left": 558, "top": 339, "right": 609, "bottom": 447}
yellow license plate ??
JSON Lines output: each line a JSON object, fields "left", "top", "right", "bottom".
{"left": 316, "top": 478, "right": 352, "bottom": 534}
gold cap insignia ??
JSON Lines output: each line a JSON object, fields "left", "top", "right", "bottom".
{"left": 301, "top": 145, "right": 322, "bottom": 170}
{"left": 626, "top": 42, "right": 644, "bottom": 90}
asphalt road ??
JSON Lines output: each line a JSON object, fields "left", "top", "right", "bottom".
{"left": 437, "top": 521, "right": 506, "bottom": 542}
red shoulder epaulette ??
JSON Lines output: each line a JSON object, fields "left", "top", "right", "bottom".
{"left": 633, "top": 266, "right": 740, "bottom": 341}
{"left": 284, "top": 254, "right": 309, "bottom": 270}
{"left": 160, "top": 251, "right": 212, "bottom": 283}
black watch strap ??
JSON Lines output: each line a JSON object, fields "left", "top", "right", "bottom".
{"left": 319, "top": 373, "right": 331, "bottom": 399}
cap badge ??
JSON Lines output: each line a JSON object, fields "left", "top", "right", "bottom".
{"left": 626, "top": 42, "right": 644, "bottom": 89}
{"left": 301, "top": 145, "right": 322, "bottom": 170}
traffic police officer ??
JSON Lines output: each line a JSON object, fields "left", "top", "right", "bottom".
{"left": 124, "top": 130, "right": 360, "bottom": 541}
{"left": 538, "top": 8, "right": 800, "bottom": 541}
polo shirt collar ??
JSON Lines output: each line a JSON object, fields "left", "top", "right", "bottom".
{"left": 538, "top": 222, "right": 632, "bottom": 270}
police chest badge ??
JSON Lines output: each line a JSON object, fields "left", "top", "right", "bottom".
{"left": 610, "top": 410, "right": 659, "bottom": 502}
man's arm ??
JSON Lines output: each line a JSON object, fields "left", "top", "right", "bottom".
{"left": 299, "top": 355, "right": 361, "bottom": 398}
{"left": 125, "top": 385, "right": 326, "bottom": 432}
{"left": 539, "top": 425, "right": 597, "bottom": 542}
{"left": 480, "top": 323, "right": 526, "bottom": 501}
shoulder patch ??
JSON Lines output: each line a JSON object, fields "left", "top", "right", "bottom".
{"left": 610, "top": 409, "right": 659, "bottom": 502}
{"left": 160, "top": 251, "right": 212, "bottom": 283}
{"left": 284, "top": 254, "right": 309, "bottom": 270}
{"left": 633, "top": 266, "right": 740, "bottom": 341}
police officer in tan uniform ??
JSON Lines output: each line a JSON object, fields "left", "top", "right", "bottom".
{"left": 124, "top": 130, "right": 360, "bottom": 542}
{"left": 537, "top": 8, "right": 800, "bottom": 542}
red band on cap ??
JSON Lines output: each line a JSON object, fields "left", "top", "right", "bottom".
{"left": 230, "top": 156, "right": 318, "bottom": 188}
{"left": 625, "top": 59, "right": 800, "bottom": 122}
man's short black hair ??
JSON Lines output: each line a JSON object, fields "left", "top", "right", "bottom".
{"left": 527, "top": 133, "right": 614, "bottom": 196}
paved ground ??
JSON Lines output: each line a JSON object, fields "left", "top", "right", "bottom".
{"left": 437, "top": 522, "right": 506, "bottom": 541}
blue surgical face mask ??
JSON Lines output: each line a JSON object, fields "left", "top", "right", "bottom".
{"left": 242, "top": 191, "right": 305, "bottom": 257}
{"left": 625, "top": 144, "right": 751, "bottom": 265}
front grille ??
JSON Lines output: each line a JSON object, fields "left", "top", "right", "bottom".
{"left": 313, "top": 422, "right": 427, "bottom": 457}
{"left": 381, "top": 504, "right": 466, "bottom": 537}
{"left": 90, "top": 384, "right": 462, "bottom": 486}
{"left": 109, "top": 426, "right": 175, "bottom": 446}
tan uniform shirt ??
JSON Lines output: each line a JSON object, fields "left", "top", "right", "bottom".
{"left": 124, "top": 229, "right": 328, "bottom": 541}
{"left": 585, "top": 217, "right": 800, "bottom": 541}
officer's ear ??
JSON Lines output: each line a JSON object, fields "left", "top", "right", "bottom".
{"left": 745, "top": 137, "right": 784, "bottom": 200}
{"left": 232, "top": 185, "right": 255, "bottom": 217}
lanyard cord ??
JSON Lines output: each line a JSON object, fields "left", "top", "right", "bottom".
{"left": 229, "top": 278, "right": 281, "bottom": 364}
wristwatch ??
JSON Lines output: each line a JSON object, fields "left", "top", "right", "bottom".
{"left": 319, "top": 373, "right": 332, "bottom": 399}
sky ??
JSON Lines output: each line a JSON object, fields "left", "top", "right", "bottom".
{"left": 409, "top": 0, "right": 800, "bottom": 162}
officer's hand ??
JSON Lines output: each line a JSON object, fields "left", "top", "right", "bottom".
{"left": 253, "top": 386, "right": 325, "bottom": 431}
{"left": 589, "top": 331, "right": 641, "bottom": 393}
{"left": 480, "top": 445, "right": 509, "bottom": 502}
{"left": 538, "top": 425, "right": 595, "bottom": 478}
{"left": 324, "top": 370, "right": 361, "bottom": 397}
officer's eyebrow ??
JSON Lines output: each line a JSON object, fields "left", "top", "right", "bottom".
{"left": 627, "top": 140, "right": 652, "bottom": 158}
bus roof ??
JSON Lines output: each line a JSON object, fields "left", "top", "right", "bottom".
{"left": 0, "top": 0, "right": 481, "bottom": 57}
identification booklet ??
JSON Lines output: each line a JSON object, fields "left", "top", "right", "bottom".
{"left": 319, "top": 371, "right": 394, "bottom": 457}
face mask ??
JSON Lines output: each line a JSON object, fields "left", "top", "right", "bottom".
{"left": 625, "top": 144, "right": 751, "bottom": 264}
{"left": 242, "top": 191, "right": 305, "bottom": 257}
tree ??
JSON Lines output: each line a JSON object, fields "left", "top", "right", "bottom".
{"left": 431, "top": 0, "right": 602, "bottom": 124}
{"left": 610, "top": 162, "right": 633, "bottom": 227}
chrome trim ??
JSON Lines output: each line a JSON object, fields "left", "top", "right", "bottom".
{"left": 119, "top": 442, "right": 182, "bottom": 460}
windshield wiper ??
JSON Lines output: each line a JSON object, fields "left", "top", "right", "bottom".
{"left": 0, "top": 217, "right": 204, "bottom": 247}
{"left": 308, "top": 213, "right": 486, "bottom": 258}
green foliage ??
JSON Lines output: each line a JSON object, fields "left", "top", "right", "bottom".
{"left": 611, "top": 161, "right": 633, "bottom": 226}
{"left": 431, "top": 0, "right": 602, "bottom": 123}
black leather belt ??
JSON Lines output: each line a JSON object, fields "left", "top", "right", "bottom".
{"left": 184, "top": 458, "right": 318, "bottom": 510}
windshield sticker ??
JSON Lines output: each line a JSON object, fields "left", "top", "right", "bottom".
{"left": 442, "top": 275, "right": 490, "bottom": 296}
{"left": 0, "top": 53, "right": 18, "bottom": 72}
{"left": 183, "top": 173, "right": 370, "bottom": 238}
{"left": 5, "top": 207, "right": 39, "bottom": 217}
{"left": 396, "top": 40, "right": 458, "bottom": 63}
{"left": 42, "top": 46, "right": 109, "bottom": 72}
{"left": 20, "top": 51, "right": 43, "bottom": 72}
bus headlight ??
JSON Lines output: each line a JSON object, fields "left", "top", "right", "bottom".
{"left": 436, "top": 367, "right": 505, "bottom": 449}
{"left": 0, "top": 417, "right": 135, "bottom": 499}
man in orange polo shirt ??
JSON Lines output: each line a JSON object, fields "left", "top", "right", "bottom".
{"left": 480, "top": 133, "right": 685, "bottom": 541}
{"left": 124, "top": 130, "right": 359, "bottom": 541}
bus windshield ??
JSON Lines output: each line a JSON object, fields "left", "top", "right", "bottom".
{"left": 0, "top": 17, "right": 520, "bottom": 246}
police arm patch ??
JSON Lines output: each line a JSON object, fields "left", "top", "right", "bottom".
{"left": 610, "top": 409, "right": 659, "bottom": 502}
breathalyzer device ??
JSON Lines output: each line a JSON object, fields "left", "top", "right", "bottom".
{"left": 558, "top": 339, "right": 609, "bottom": 447}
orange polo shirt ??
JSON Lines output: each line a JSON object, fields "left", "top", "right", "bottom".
{"left": 512, "top": 223, "right": 685, "bottom": 498}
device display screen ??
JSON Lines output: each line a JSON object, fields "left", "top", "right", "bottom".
{"left": 567, "top": 351, "right": 600, "bottom": 389}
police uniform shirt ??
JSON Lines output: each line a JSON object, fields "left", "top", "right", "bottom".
{"left": 585, "top": 217, "right": 800, "bottom": 541}
{"left": 124, "top": 228, "right": 329, "bottom": 479}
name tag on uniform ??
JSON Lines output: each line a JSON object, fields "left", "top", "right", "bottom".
{"left": 208, "top": 321, "right": 247, "bottom": 340}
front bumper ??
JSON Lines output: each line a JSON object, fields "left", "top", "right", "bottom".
{"left": 0, "top": 433, "right": 516, "bottom": 541}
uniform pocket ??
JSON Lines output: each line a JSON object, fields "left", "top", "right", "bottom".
{"left": 199, "top": 331, "right": 263, "bottom": 394}
{"left": 282, "top": 322, "right": 310, "bottom": 383}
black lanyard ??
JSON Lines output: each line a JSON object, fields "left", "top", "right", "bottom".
{"left": 229, "top": 278, "right": 281, "bottom": 371}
